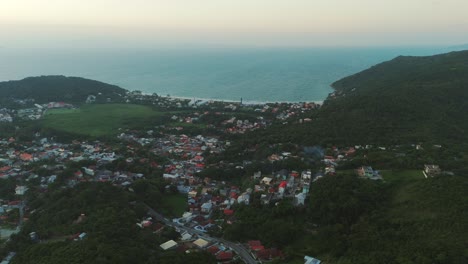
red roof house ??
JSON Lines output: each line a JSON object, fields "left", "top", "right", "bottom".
{"left": 207, "top": 245, "right": 220, "bottom": 255}
{"left": 216, "top": 251, "right": 233, "bottom": 261}
{"left": 223, "top": 209, "right": 234, "bottom": 216}
{"left": 248, "top": 240, "right": 264, "bottom": 251}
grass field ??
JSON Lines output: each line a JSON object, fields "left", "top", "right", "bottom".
{"left": 42, "top": 104, "right": 161, "bottom": 137}
{"left": 161, "top": 194, "right": 187, "bottom": 217}
{"left": 380, "top": 169, "right": 424, "bottom": 184}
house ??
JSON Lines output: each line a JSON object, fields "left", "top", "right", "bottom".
{"left": 201, "top": 202, "right": 213, "bottom": 214}
{"left": 424, "top": 164, "right": 441, "bottom": 177}
{"left": 163, "top": 174, "right": 179, "bottom": 181}
{"left": 255, "top": 248, "right": 283, "bottom": 261}
{"left": 357, "top": 166, "right": 378, "bottom": 178}
{"left": 304, "top": 256, "right": 321, "bottom": 264}
{"left": 207, "top": 245, "right": 220, "bottom": 255}
{"left": 301, "top": 170, "right": 312, "bottom": 180}
{"left": 295, "top": 193, "right": 306, "bottom": 206}
{"left": 180, "top": 232, "right": 192, "bottom": 241}
{"left": 278, "top": 181, "right": 287, "bottom": 194}
{"left": 216, "top": 251, "right": 233, "bottom": 261}
{"left": 193, "top": 238, "right": 209, "bottom": 248}
{"left": 19, "top": 153, "right": 33, "bottom": 162}
{"left": 160, "top": 240, "right": 178, "bottom": 250}
{"left": 224, "top": 209, "right": 234, "bottom": 216}
{"left": 86, "top": 95, "right": 96, "bottom": 103}
{"left": 253, "top": 171, "right": 262, "bottom": 180}
{"left": 15, "top": 186, "right": 28, "bottom": 196}
{"left": 237, "top": 192, "right": 250, "bottom": 205}
{"left": 83, "top": 167, "right": 95, "bottom": 176}
{"left": 248, "top": 240, "right": 264, "bottom": 252}
{"left": 261, "top": 177, "right": 273, "bottom": 185}
{"left": 74, "top": 171, "right": 83, "bottom": 178}
{"left": 78, "top": 232, "right": 87, "bottom": 240}
{"left": 188, "top": 190, "right": 198, "bottom": 198}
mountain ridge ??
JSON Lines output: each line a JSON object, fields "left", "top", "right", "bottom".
{"left": 0, "top": 75, "right": 127, "bottom": 105}
{"left": 320, "top": 49, "right": 468, "bottom": 145}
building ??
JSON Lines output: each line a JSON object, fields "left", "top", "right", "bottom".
{"left": 357, "top": 166, "right": 374, "bottom": 178}
{"left": 424, "top": 164, "right": 441, "bottom": 177}
{"left": 253, "top": 171, "right": 262, "bottom": 180}
{"left": 261, "top": 177, "right": 273, "bottom": 185}
{"left": 15, "top": 186, "right": 28, "bottom": 196}
{"left": 201, "top": 202, "right": 213, "bottom": 214}
{"left": 216, "top": 251, "right": 233, "bottom": 262}
{"left": 278, "top": 181, "right": 287, "bottom": 194}
{"left": 304, "top": 256, "right": 321, "bottom": 264}
{"left": 193, "top": 238, "right": 209, "bottom": 248}
{"left": 295, "top": 193, "right": 306, "bottom": 206}
{"left": 160, "top": 240, "right": 178, "bottom": 250}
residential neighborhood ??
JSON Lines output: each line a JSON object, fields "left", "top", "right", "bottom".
{"left": 0, "top": 95, "right": 458, "bottom": 264}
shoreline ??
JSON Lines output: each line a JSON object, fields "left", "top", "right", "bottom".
{"left": 145, "top": 93, "right": 324, "bottom": 105}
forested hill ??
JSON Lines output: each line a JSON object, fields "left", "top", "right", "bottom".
{"left": 331, "top": 50, "right": 468, "bottom": 94}
{"left": 319, "top": 50, "right": 468, "bottom": 145}
{"left": 241, "top": 50, "right": 468, "bottom": 147}
{"left": 0, "top": 76, "right": 127, "bottom": 105}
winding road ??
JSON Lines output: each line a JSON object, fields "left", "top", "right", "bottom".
{"left": 145, "top": 205, "right": 258, "bottom": 264}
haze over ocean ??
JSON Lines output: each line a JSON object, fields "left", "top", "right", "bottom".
{"left": 0, "top": 46, "right": 458, "bottom": 102}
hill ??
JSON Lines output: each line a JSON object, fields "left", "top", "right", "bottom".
{"left": 5, "top": 182, "right": 215, "bottom": 264}
{"left": 325, "top": 50, "right": 468, "bottom": 145}
{"left": 241, "top": 50, "right": 468, "bottom": 147}
{"left": 0, "top": 76, "right": 127, "bottom": 106}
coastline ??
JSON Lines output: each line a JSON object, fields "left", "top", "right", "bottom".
{"left": 150, "top": 94, "right": 324, "bottom": 105}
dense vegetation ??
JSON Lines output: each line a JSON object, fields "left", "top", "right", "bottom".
{"left": 239, "top": 50, "right": 468, "bottom": 147}
{"left": 224, "top": 174, "right": 468, "bottom": 264}
{"left": 0, "top": 76, "right": 126, "bottom": 106}
{"left": 4, "top": 182, "right": 215, "bottom": 264}
{"left": 326, "top": 50, "right": 468, "bottom": 145}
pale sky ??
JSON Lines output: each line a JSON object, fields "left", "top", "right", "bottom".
{"left": 1, "top": 0, "right": 468, "bottom": 48}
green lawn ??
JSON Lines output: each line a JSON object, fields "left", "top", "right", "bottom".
{"left": 161, "top": 194, "right": 187, "bottom": 217}
{"left": 42, "top": 104, "right": 161, "bottom": 137}
{"left": 380, "top": 169, "right": 424, "bottom": 184}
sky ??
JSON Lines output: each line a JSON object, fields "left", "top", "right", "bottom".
{"left": 1, "top": 0, "right": 468, "bottom": 48}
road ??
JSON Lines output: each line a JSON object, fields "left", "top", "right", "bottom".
{"left": 146, "top": 205, "right": 258, "bottom": 264}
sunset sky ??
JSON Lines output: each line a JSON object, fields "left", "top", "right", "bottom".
{"left": 1, "top": 0, "right": 467, "bottom": 48}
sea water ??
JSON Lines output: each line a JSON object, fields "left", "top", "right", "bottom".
{"left": 0, "top": 46, "right": 456, "bottom": 102}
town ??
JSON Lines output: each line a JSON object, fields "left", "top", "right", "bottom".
{"left": 0, "top": 93, "right": 454, "bottom": 264}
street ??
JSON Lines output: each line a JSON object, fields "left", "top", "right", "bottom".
{"left": 145, "top": 205, "right": 258, "bottom": 264}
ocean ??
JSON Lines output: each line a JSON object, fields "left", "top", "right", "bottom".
{"left": 0, "top": 46, "right": 456, "bottom": 102}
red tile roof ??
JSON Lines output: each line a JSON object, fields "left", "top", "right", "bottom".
{"left": 223, "top": 209, "right": 234, "bottom": 216}
{"left": 207, "top": 246, "right": 220, "bottom": 255}
{"left": 0, "top": 166, "right": 11, "bottom": 172}
{"left": 216, "top": 251, "right": 233, "bottom": 261}
{"left": 248, "top": 240, "right": 262, "bottom": 248}
{"left": 20, "top": 153, "right": 33, "bottom": 161}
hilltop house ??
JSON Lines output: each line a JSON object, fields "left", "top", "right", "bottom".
{"left": 424, "top": 164, "right": 441, "bottom": 177}
{"left": 357, "top": 166, "right": 380, "bottom": 179}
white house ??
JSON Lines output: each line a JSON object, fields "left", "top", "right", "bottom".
{"left": 15, "top": 186, "right": 28, "bottom": 196}
{"left": 160, "top": 240, "right": 178, "bottom": 250}
{"left": 201, "top": 202, "right": 213, "bottom": 214}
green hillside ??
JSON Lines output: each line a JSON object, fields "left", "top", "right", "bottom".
{"left": 0, "top": 76, "right": 127, "bottom": 105}
{"left": 241, "top": 50, "right": 468, "bottom": 147}
{"left": 325, "top": 50, "right": 468, "bottom": 145}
